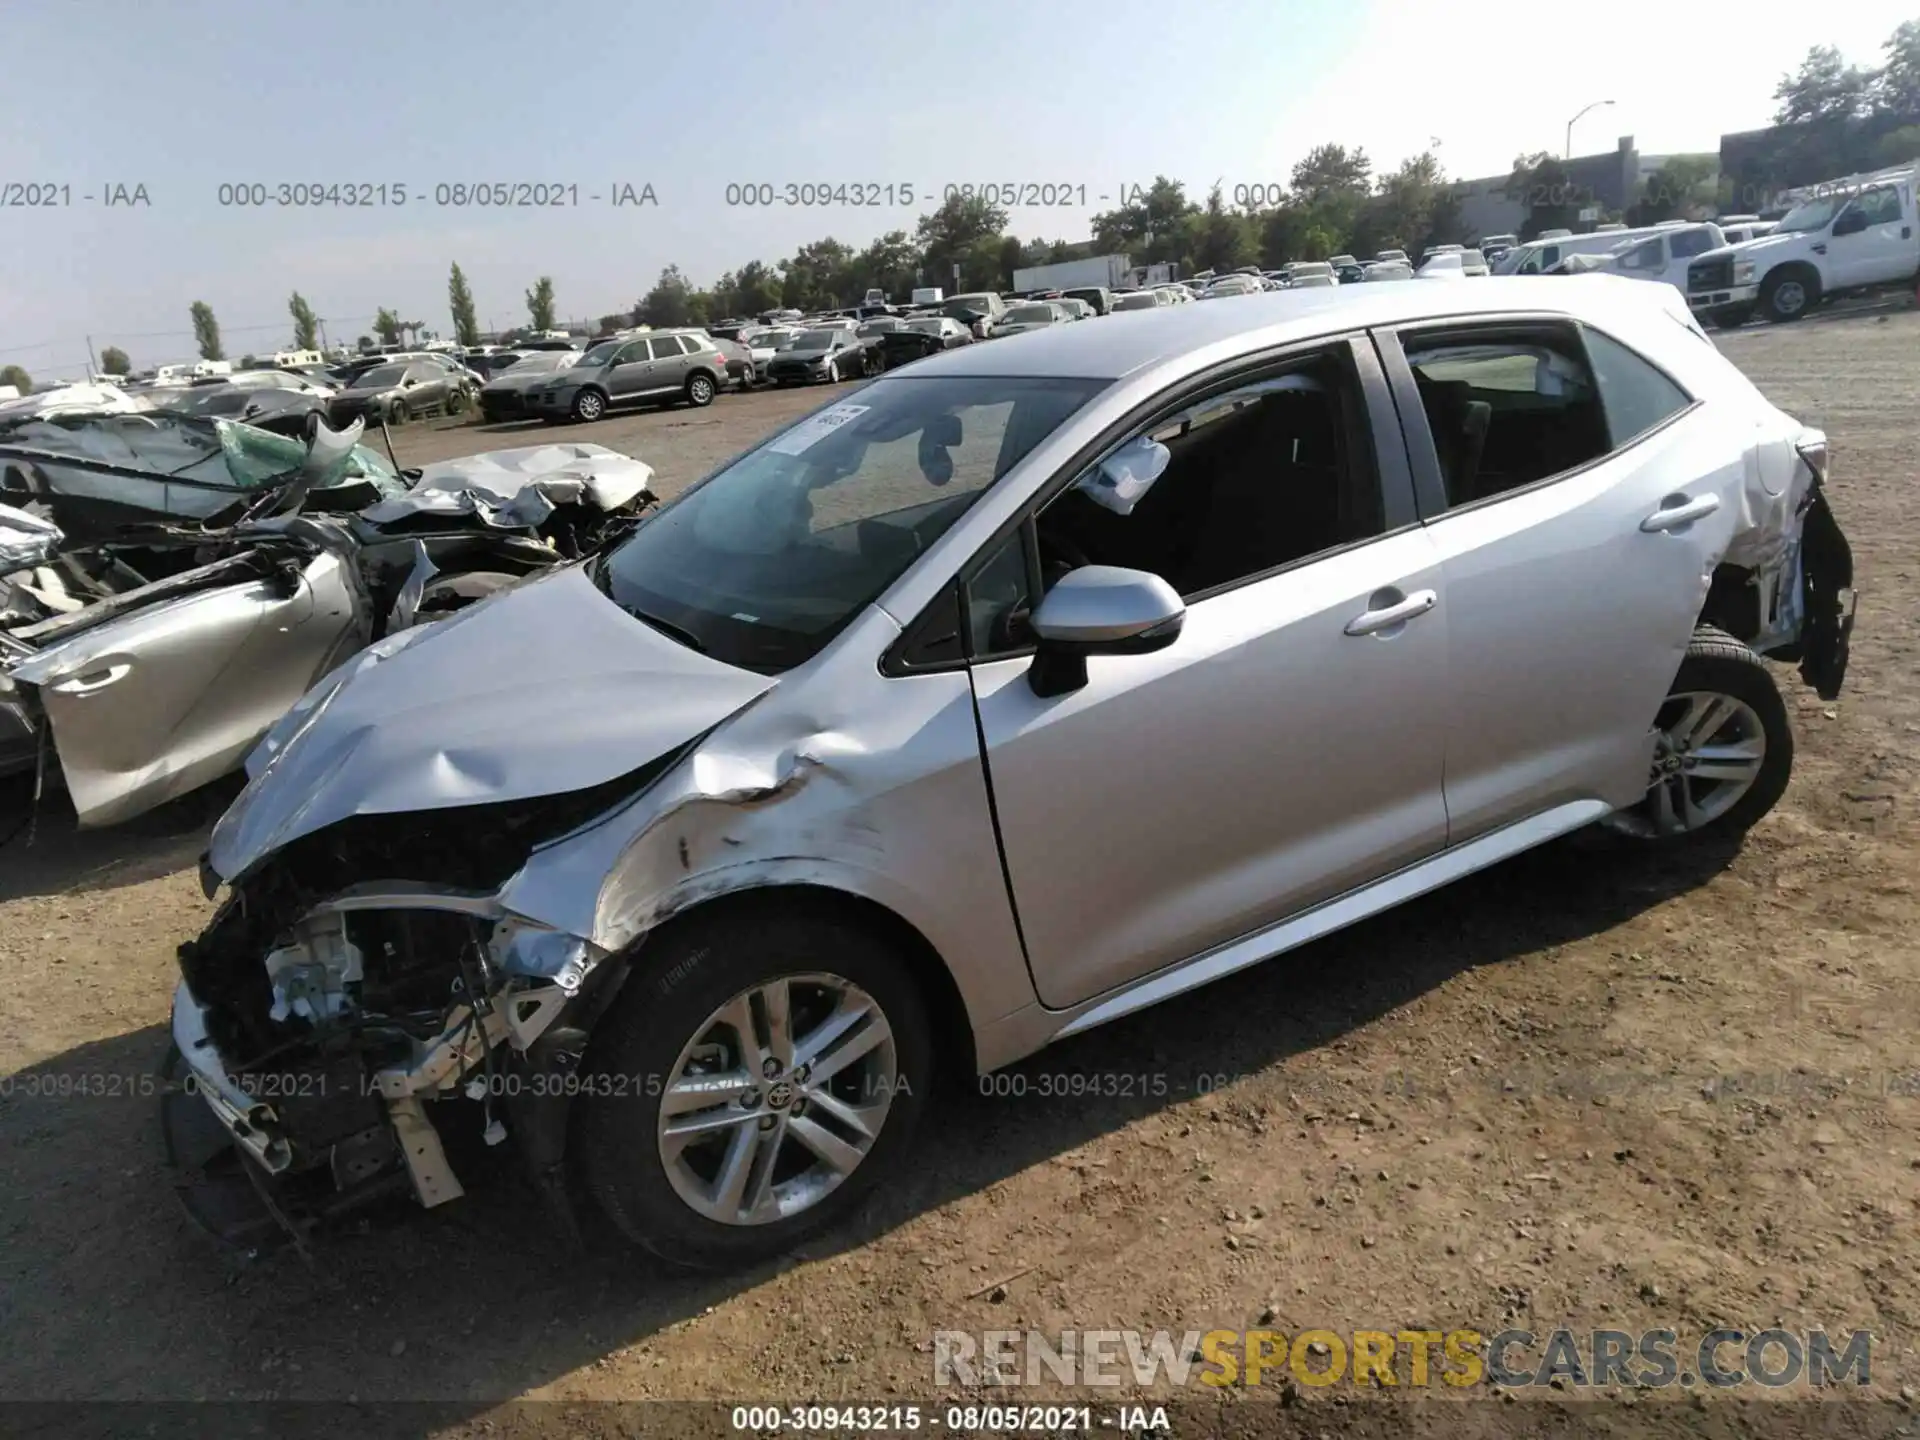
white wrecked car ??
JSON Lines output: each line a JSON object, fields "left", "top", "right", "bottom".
{"left": 1, "top": 418, "right": 655, "bottom": 825}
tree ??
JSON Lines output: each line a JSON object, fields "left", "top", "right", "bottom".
{"left": 1192, "top": 184, "right": 1253, "bottom": 272}
{"left": 1291, "top": 143, "right": 1372, "bottom": 201}
{"left": 856, "top": 230, "right": 919, "bottom": 302}
{"left": 1773, "top": 44, "right": 1875, "bottom": 125}
{"left": 373, "top": 308, "right": 402, "bottom": 346}
{"left": 916, "top": 191, "right": 1009, "bottom": 286}
{"left": 239, "top": 354, "right": 259, "bottom": 369}
{"left": 1505, "top": 152, "right": 1579, "bottom": 242}
{"left": 732, "top": 260, "right": 783, "bottom": 317}
{"left": 1628, "top": 156, "right": 1716, "bottom": 226}
{"left": 596, "top": 313, "right": 631, "bottom": 336}
{"left": 1, "top": 364, "right": 32, "bottom": 393}
{"left": 448, "top": 263, "right": 480, "bottom": 347}
{"left": 355, "top": 334, "right": 374, "bottom": 352}
{"left": 1047, "top": 239, "right": 1073, "bottom": 262}
{"left": 997, "top": 235, "right": 1024, "bottom": 287}
{"left": 781, "top": 238, "right": 855, "bottom": 309}
{"left": 288, "top": 291, "right": 318, "bottom": 350}
{"left": 525, "top": 276, "right": 557, "bottom": 331}
{"left": 637, "top": 265, "right": 695, "bottom": 327}
{"left": 1090, "top": 175, "right": 1197, "bottom": 265}
{"left": 98, "top": 346, "right": 130, "bottom": 375}
{"left": 189, "top": 301, "right": 224, "bottom": 361}
{"left": 1878, "top": 19, "right": 1920, "bottom": 116}
{"left": 1373, "top": 151, "right": 1446, "bottom": 253}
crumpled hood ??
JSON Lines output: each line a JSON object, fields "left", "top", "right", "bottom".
{"left": 206, "top": 563, "right": 776, "bottom": 881}
{"left": 358, "top": 443, "right": 654, "bottom": 529}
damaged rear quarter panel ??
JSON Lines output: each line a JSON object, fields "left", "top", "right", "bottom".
{"left": 494, "top": 605, "right": 1038, "bottom": 1032}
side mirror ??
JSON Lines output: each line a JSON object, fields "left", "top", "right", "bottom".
{"left": 1831, "top": 209, "right": 1868, "bottom": 237}
{"left": 1026, "top": 565, "right": 1185, "bottom": 698}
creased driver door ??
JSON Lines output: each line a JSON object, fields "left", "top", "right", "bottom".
{"left": 8, "top": 552, "right": 363, "bottom": 827}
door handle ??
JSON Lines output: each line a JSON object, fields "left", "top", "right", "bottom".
{"left": 47, "top": 662, "right": 132, "bottom": 696}
{"left": 1641, "top": 493, "right": 1721, "bottom": 532}
{"left": 1345, "top": 588, "right": 1437, "bottom": 636}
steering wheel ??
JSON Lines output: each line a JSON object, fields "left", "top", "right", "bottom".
{"left": 1037, "top": 527, "right": 1088, "bottom": 587}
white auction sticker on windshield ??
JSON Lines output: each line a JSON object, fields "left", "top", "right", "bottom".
{"left": 766, "top": 403, "right": 870, "bottom": 456}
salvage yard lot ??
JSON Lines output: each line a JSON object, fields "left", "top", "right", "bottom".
{"left": 2, "top": 315, "right": 1917, "bottom": 1420}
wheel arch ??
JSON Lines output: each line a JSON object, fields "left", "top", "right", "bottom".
{"left": 620, "top": 879, "right": 980, "bottom": 1087}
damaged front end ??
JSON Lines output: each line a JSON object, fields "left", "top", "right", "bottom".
{"left": 163, "top": 758, "right": 682, "bottom": 1251}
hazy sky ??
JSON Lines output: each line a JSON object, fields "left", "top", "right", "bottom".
{"left": 3, "top": 0, "right": 1913, "bottom": 374}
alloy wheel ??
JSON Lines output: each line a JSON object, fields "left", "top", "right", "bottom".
{"left": 1612, "top": 689, "right": 1768, "bottom": 837}
{"left": 656, "top": 973, "right": 898, "bottom": 1227}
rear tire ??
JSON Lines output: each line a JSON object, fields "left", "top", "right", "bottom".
{"left": 685, "top": 372, "right": 716, "bottom": 407}
{"left": 1603, "top": 627, "right": 1793, "bottom": 842}
{"left": 575, "top": 906, "right": 932, "bottom": 1270}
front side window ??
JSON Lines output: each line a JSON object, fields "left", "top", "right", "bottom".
{"left": 593, "top": 375, "right": 1106, "bottom": 672}
{"left": 962, "top": 349, "right": 1386, "bottom": 657}
{"left": 1402, "top": 325, "right": 1608, "bottom": 508}
{"left": 1848, "top": 185, "right": 1901, "bottom": 226}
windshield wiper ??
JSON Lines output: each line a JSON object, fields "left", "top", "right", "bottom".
{"left": 625, "top": 606, "right": 708, "bottom": 653}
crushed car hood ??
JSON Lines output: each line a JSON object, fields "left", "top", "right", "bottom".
{"left": 206, "top": 563, "right": 776, "bottom": 880}
{"left": 360, "top": 444, "right": 654, "bottom": 530}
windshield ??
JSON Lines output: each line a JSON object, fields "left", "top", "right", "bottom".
{"left": 1774, "top": 196, "right": 1842, "bottom": 233}
{"left": 594, "top": 375, "right": 1106, "bottom": 671}
{"left": 791, "top": 331, "right": 838, "bottom": 351}
{"left": 1002, "top": 305, "right": 1055, "bottom": 324}
{"left": 905, "top": 318, "right": 947, "bottom": 334}
{"left": 356, "top": 364, "right": 407, "bottom": 387}
{"left": 1112, "top": 293, "right": 1158, "bottom": 310}
{"left": 857, "top": 319, "right": 902, "bottom": 335}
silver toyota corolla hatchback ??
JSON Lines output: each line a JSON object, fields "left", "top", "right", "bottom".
{"left": 165, "top": 275, "right": 1853, "bottom": 1267}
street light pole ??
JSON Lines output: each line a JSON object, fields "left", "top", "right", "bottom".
{"left": 1566, "top": 100, "right": 1615, "bottom": 159}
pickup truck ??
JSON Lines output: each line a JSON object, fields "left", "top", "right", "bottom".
{"left": 1687, "top": 164, "right": 1919, "bottom": 327}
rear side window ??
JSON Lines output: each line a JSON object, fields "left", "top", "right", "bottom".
{"left": 1580, "top": 326, "right": 1694, "bottom": 446}
{"left": 647, "top": 336, "right": 686, "bottom": 360}
{"left": 1402, "top": 325, "right": 1608, "bottom": 507}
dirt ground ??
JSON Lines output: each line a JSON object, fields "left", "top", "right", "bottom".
{"left": 3, "top": 319, "right": 1918, "bottom": 1430}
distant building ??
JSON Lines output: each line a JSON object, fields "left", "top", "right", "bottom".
{"left": 1455, "top": 136, "right": 1675, "bottom": 241}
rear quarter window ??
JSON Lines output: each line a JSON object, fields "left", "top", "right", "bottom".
{"left": 1581, "top": 326, "right": 1694, "bottom": 447}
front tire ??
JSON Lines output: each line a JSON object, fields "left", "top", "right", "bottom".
{"left": 572, "top": 388, "right": 607, "bottom": 423}
{"left": 1604, "top": 627, "right": 1793, "bottom": 841}
{"left": 575, "top": 906, "right": 933, "bottom": 1269}
{"left": 1761, "top": 269, "right": 1817, "bottom": 323}
{"left": 825, "top": 359, "right": 839, "bottom": 384}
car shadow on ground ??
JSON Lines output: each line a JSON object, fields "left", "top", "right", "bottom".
{"left": 0, "top": 773, "right": 233, "bottom": 903}
{"left": 0, "top": 825, "right": 1741, "bottom": 1416}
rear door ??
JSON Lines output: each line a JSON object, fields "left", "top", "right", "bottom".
{"left": 646, "top": 335, "right": 692, "bottom": 394}
{"left": 1374, "top": 314, "right": 1737, "bottom": 843}
{"left": 8, "top": 551, "right": 364, "bottom": 826}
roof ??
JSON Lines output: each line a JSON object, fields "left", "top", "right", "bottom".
{"left": 901, "top": 275, "right": 1680, "bottom": 381}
